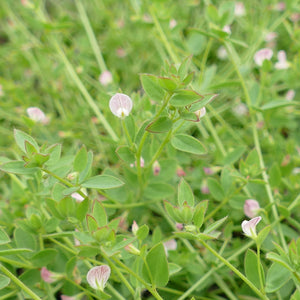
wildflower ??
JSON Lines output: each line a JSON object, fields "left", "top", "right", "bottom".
{"left": 61, "top": 296, "right": 76, "bottom": 300}
{"left": 40, "top": 267, "right": 62, "bottom": 283}
{"left": 275, "top": 50, "right": 290, "bottom": 70}
{"left": 86, "top": 265, "right": 111, "bottom": 291}
{"left": 169, "top": 19, "right": 177, "bottom": 29}
{"left": 217, "top": 46, "right": 228, "bottom": 60}
{"left": 99, "top": 70, "right": 113, "bottom": 86}
{"left": 244, "top": 199, "right": 260, "bottom": 218}
{"left": 71, "top": 190, "right": 87, "bottom": 203}
{"left": 176, "top": 166, "right": 186, "bottom": 177}
{"left": 275, "top": 2, "right": 285, "bottom": 11}
{"left": 203, "top": 167, "right": 213, "bottom": 175}
{"left": 26, "top": 107, "right": 49, "bottom": 124}
{"left": 0, "top": 84, "right": 3, "bottom": 97}
{"left": 285, "top": 89, "right": 295, "bottom": 101}
{"left": 265, "top": 32, "right": 278, "bottom": 42}
{"left": 234, "top": 2, "right": 246, "bottom": 16}
{"left": 132, "top": 220, "right": 139, "bottom": 235}
{"left": 124, "top": 241, "right": 140, "bottom": 255}
{"left": 241, "top": 216, "right": 262, "bottom": 238}
{"left": 194, "top": 107, "right": 206, "bottom": 121}
{"left": 176, "top": 223, "right": 184, "bottom": 231}
{"left": 222, "top": 25, "right": 231, "bottom": 34}
{"left": 163, "top": 239, "right": 177, "bottom": 256}
{"left": 254, "top": 48, "right": 273, "bottom": 66}
{"left": 109, "top": 93, "right": 133, "bottom": 118}
{"left": 152, "top": 160, "right": 161, "bottom": 176}
{"left": 290, "top": 13, "right": 300, "bottom": 22}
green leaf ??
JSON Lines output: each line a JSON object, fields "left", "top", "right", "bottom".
{"left": 146, "top": 117, "right": 173, "bottom": 133}
{"left": 116, "top": 146, "right": 135, "bottom": 164}
{"left": 14, "top": 228, "right": 37, "bottom": 252}
{"left": 0, "top": 228, "right": 10, "bottom": 245}
{"left": 206, "top": 5, "right": 219, "bottom": 23}
{"left": 140, "top": 74, "right": 165, "bottom": 102}
{"left": 78, "top": 150, "right": 93, "bottom": 183}
{"left": 0, "top": 161, "right": 38, "bottom": 175}
{"left": 144, "top": 183, "right": 175, "bottom": 199}
{"left": 244, "top": 249, "right": 265, "bottom": 289}
{"left": 65, "top": 257, "right": 77, "bottom": 278}
{"left": 178, "top": 56, "right": 193, "bottom": 81}
{"left": 81, "top": 175, "right": 124, "bottom": 189}
{"left": 178, "top": 178, "right": 194, "bottom": 207}
{"left": 0, "top": 248, "right": 33, "bottom": 256}
{"left": 265, "top": 262, "right": 291, "bottom": 293}
{"left": 142, "top": 243, "right": 169, "bottom": 287}
{"left": 269, "top": 163, "right": 281, "bottom": 188}
{"left": 266, "top": 252, "right": 293, "bottom": 272}
{"left": 14, "top": 129, "right": 39, "bottom": 153}
{"left": 256, "top": 225, "right": 271, "bottom": 247}
{"left": 193, "top": 200, "right": 208, "bottom": 229}
{"left": 93, "top": 200, "right": 107, "bottom": 227}
{"left": 260, "top": 100, "right": 298, "bottom": 110}
{"left": 170, "top": 90, "right": 203, "bottom": 107}
{"left": 207, "top": 178, "right": 225, "bottom": 201}
{"left": 0, "top": 275, "right": 10, "bottom": 290}
{"left": 158, "top": 76, "right": 178, "bottom": 91}
{"left": 188, "top": 94, "right": 218, "bottom": 112}
{"left": 203, "top": 216, "right": 228, "bottom": 234}
{"left": 74, "top": 146, "right": 88, "bottom": 172}
{"left": 223, "top": 146, "right": 246, "bottom": 165}
{"left": 136, "top": 224, "right": 149, "bottom": 240}
{"left": 86, "top": 215, "right": 98, "bottom": 232}
{"left": 31, "top": 249, "right": 58, "bottom": 267}
{"left": 171, "top": 134, "right": 207, "bottom": 155}
{"left": 169, "top": 263, "right": 182, "bottom": 276}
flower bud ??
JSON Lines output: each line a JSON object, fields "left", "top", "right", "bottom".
{"left": 176, "top": 166, "right": 186, "bottom": 177}
{"left": 152, "top": 160, "right": 161, "bottom": 176}
{"left": 241, "top": 216, "right": 262, "bottom": 239}
{"left": 109, "top": 93, "right": 133, "bottom": 118}
{"left": 185, "top": 225, "right": 197, "bottom": 233}
{"left": 275, "top": 50, "right": 290, "bottom": 70}
{"left": 124, "top": 243, "right": 140, "bottom": 255}
{"left": 234, "top": 2, "right": 246, "bottom": 16}
{"left": 86, "top": 265, "right": 111, "bottom": 291}
{"left": 244, "top": 199, "right": 260, "bottom": 218}
{"left": 285, "top": 89, "right": 295, "bottom": 101}
{"left": 194, "top": 107, "right": 206, "bottom": 121}
{"left": 132, "top": 220, "right": 139, "bottom": 236}
{"left": 41, "top": 267, "right": 63, "bottom": 283}
{"left": 26, "top": 107, "right": 49, "bottom": 124}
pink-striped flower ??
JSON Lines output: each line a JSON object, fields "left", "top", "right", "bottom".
{"left": 40, "top": 267, "right": 62, "bottom": 283}
{"left": 285, "top": 89, "right": 295, "bottom": 101}
{"left": 86, "top": 265, "right": 111, "bottom": 291}
{"left": 27, "top": 107, "right": 49, "bottom": 124}
{"left": 244, "top": 199, "right": 260, "bottom": 218}
{"left": 109, "top": 93, "right": 133, "bottom": 118}
{"left": 254, "top": 48, "right": 273, "bottom": 66}
{"left": 241, "top": 216, "right": 262, "bottom": 238}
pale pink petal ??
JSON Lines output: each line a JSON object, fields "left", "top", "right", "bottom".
{"left": 86, "top": 265, "right": 111, "bottom": 291}
{"left": 241, "top": 216, "right": 262, "bottom": 237}
{"left": 109, "top": 93, "right": 133, "bottom": 118}
{"left": 244, "top": 199, "right": 260, "bottom": 218}
{"left": 254, "top": 48, "right": 273, "bottom": 66}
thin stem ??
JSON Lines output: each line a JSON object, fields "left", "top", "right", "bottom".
{"left": 256, "top": 245, "right": 265, "bottom": 294}
{"left": 149, "top": 7, "right": 179, "bottom": 64}
{"left": 0, "top": 264, "right": 42, "bottom": 300}
{"left": 199, "top": 240, "right": 269, "bottom": 300}
{"left": 224, "top": 41, "right": 288, "bottom": 252}
{"left": 75, "top": 0, "right": 107, "bottom": 72}
{"left": 122, "top": 119, "right": 133, "bottom": 147}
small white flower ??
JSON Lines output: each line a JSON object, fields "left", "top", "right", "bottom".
{"left": 254, "top": 48, "right": 273, "bottom": 66}
{"left": 241, "top": 216, "right": 262, "bottom": 238}
{"left": 99, "top": 70, "right": 113, "bottom": 86}
{"left": 233, "top": 103, "right": 248, "bottom": 116}
{"left": 222, "top": 25, "right": 231, "bottom": 34}
{"left": 275, "top": 50, "right": 290, "bottom": 70}
{"left": 169, "top": 19, "right": 177, "bottom": 29}
{"left": 27, "top": 107, "right": 49, "bottom": 124}
{"left": 244, "top": 199, "right": 260, "bottom": 218}
{"left": 285, "top": 89, "right": 295, "bottom": 101}
{"left": 217, "top": 46, "right": 228, "bottom": 60}
{"left": 109, "top": 93, "right": 133, "bottom": 118}
{"left": 234, "top": 2, "right": 246, "bottom": 16}
{"left": 86, "top": 265, "right": 111, "bottom": 291}
{"left": 163, "top": 239, "right": 177, "bottom": 256}
{"left": 194, "top": 107, "right": 206, "bottom": 120}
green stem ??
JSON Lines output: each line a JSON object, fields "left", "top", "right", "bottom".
{"left": 122, "top": 119, "right": 133, "bottom": 147}
{"left": 75, "top": 0, "right": 107, "bottom": 72}
{"left": 224, "top": 41, "right": 288, "bottom": 252}
{"left": 149, "top": 7, "right": 179, "bottom": 64}
{"left": 0, "top": 264, "right": 42, "bottom": 300}
{"left": 256, "top": 245, "right": 265, "bottom": 294}
{"left": 199, "top": 240, "right": 269, "bottom": 300}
